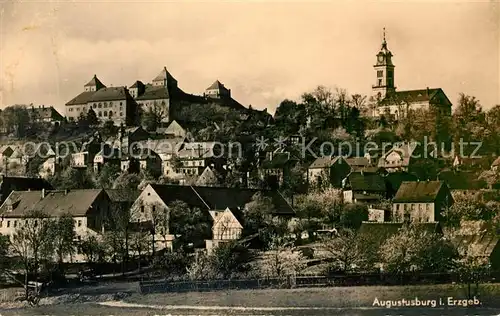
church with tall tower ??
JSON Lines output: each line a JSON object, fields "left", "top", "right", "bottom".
{"left": 370, "top": 29, "right": 452, "bottom": 119}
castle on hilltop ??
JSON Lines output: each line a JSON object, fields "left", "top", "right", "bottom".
{"left": 370, "top": 29, "right": 452, "bottom": 120}
{"left": 65, "top": 67, "right": 252, "bottom": 126}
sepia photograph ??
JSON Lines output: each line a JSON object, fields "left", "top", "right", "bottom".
{"left": 0, "top": 0, "right": 499, "bottom": 315}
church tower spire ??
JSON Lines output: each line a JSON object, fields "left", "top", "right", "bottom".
{"left": 372, "top": 28, "right": 396, "bottom": 100}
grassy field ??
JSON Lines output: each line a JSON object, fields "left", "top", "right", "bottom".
{"left": 125, "top": 283, "right": 500, "bottom": 308}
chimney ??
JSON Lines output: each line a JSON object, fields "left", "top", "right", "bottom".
{"left": 41, "top": 188, "right": 45, "bottom": 199}
{"left": 426, "top": 87, "right": 430, "bottom": 96}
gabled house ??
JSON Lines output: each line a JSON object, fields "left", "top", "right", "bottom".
{"left": 71, "top": 132, "right": 102, "bottom": 169}
{"left": 377, "top": 142, "right": 420, "bottom": 172}
{"left": 93, "top": 145, "right": 121, "bottom": 172}
{"left": 157, "top": 120, "right": 188, "bottom": 138}
{"left": 28, "top": 105, "right": 64, "bottom": 125}
{"left": 260, "top": 151, "right": 299, "bottom": 188}
{"left": 0, "top": 189, "right": 111, "bottom": 262}
{"left": 342, "top": 171, "right": 387, "bottom": 204}
{"left": 307, "top": 156, "right": 351, "bottom": 188}
{"left": 39, "top": 157, "right": 62, "bottom": 179}
{"left": 130, "top": 184, "right": 295, "bottom": 250}
{"left": 392, "top": 180, "right": 453, "bottom": 223}
{"left": 196, "top": 166, "right": 220, "bottom": 187}
{"left": 138, "top": 137, "right": 186, "bottom": 176}
{"left": 206, "top": 207, "right": 244, "bottom": 253}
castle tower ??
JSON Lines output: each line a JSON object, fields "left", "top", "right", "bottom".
{"left": 84, "top": 74, "right": 106, "bottom": 92}
{"left": 372, "top": 28, "right": 396, "bottom": 100}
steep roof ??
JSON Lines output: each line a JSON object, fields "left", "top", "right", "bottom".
{"left": 308, "top": 156, "right": 342, "bottom": 169}
{"left": 65, "top": 91, "right": 95, "bottom": 106}
{"left": 346, "top": 171, "right": 386, "bottom": 192}
{"left": 206, "top": 80, "right": 228, "bottom": 91}
{"left": 129, "top": 80, "right": 145, "bottom": 89}
{"left": 452, "top": 232, "right": 499, "bottom": 258}
{"left": 135, "top": 85, "right": 170, "bottom": 100}
{"left": 149, "top": 184, "right": 295, "bottom": 216}
{"left": 84, "top": 75, "right": 106, "bottom": 89}
{"left": 152, "top": 67, "right": 177, "bottom": 83}
{"left": 393, "top": 181, "right": 444, "bottom": 203}
{"left": 105, "top": 189, "right": 140, "bottom": 203}
{"left": 382, "top": 88, "right": 451, "bottom": 106}
{"left": 345, "top": 157, "right": 370, "bottom": 167}
{"left": 28, "top": 106, "right": 64, "bottom": 121}
{"left": 0, "top": 189, "right": 106, "bottom": 218}
{"left": 88, "top": 87, "right": 131, "bottom": 102}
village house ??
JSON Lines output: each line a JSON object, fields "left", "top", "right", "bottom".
{"left": 176, "top": 142, "right": 225, "bottom": 177}
{"left": 28, "top": 105, "right": 64, "bottom": 125}
{"left": 39, "top": 157, "right": 62, "bottom": 179}
{"left": 0, "top": 189, "right": 111, "bottom": 262}
{"left": 65, "top": 75, "right": 138, "bottom": 126}
{"left": 384, "top": 171, "right": 418, "bottom": 198}
{"left": 260, "top": 150, "right": 299, "bottom": 188}
{"left": 138, "top": 137, "right": 186, "bottom": 176}
{"left": 70, "top": 132, "right": 103, "bottom": 169}
{"left": 130, "top": 184, "right": 295, "bottom": 252}
{"left": 93, "top": 146, "right": 121, "bottom": 172}
{"left": 156, "top": 120, "right": 188, "bottom": 138}
{"left": 206, "top": 207, "right": 244, "bottom": 254}
{"left": 196, "top": 166, "right": 220, "bottom": 187}
{"left": 377, "top": 142, "right": 421, "bottom": 173}
{"left": 344, "top": 156, "right": 372, "bottom": 171}
{"left": 392, "top": 180, "right": 453, "bottom": 223}
{"left": 342, "top": 171, "right": 387, "bottom": 204}
{"left": 307, "top": 156, "right": 351, "bottom": 188}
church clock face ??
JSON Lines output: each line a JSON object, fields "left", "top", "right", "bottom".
{"left": 378, "top": 55, "right": 384, "bottom": 63}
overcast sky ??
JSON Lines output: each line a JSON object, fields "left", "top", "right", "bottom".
{"left": 0, "top": 1, "right": 498, "bottom": 115}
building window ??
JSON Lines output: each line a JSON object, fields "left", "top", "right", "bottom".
{"left": 103, "top": 111, "right": 108, "bottom": 117}
{"left": 141, "top": 205, "right": 145, "bottom": 213}
{"left": 93, "top": 104, "right": 97, "bottom": 108}
{"left": 109, "top": 111, "right": 113, "bottom": 117}
{"left": 98, "top": 111, "right": 102, "bottom": 117}
{"left": 426, "top": 204, "right": 431, "bottom": 211}
{"left": 34, "top": 220, "right": 38, "bottom": 227}
{"left": 152, "top": 205, "right": 156, "bottom": 214}
{"left": 120, "top": 112, "right": 123, "bottom": 117}
{"left": 77, "top": 220, "right": 82, "bottom": 227}
{"left": 404, "top": 213, "right": 411, "bottom": 222}
{"left": 120, "top": 102, "right": 123, "bottom": 105}
{"left": 377, "top": 70, "right": 383, "bottom": 78}
{"left": 76, "top": 108, "right": 80, "bottom": 112}
{"left": 13, "top": 220, "right": 17, "bottom": 228}
{"left": 98, "top": 103, "right": 102, "bottom": 108}
{"left": 7, "top": 221, "right": 10, "bottom": 227}
{"left": 378, "top": 79, "right": 382, "bottom": 86}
